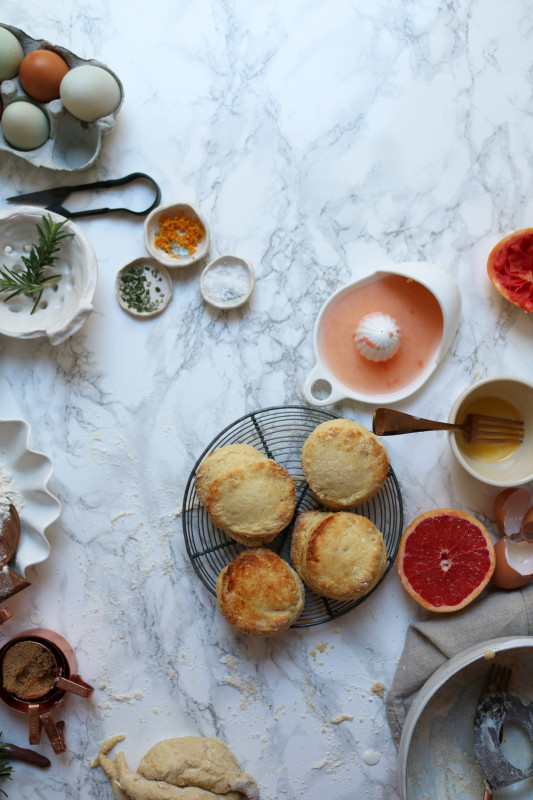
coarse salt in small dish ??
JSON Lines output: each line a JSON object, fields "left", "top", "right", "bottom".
{"left": 200, "top": 255, "right": 255, "bottom": 310}
{"left": 115, "top": 257, "right": 172, "bottom": 319}
{"left": 144, "top": 202, "right": 210, "bottom": 268}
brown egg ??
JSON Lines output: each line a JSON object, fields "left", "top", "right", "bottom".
{"left": 19, "top": 49, "right": 69, "bottom": 102}
{"left": 492, "top": 537, "right": 533, "bottom": 590}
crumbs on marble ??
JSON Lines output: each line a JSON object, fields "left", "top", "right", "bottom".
{"left": 219, "top": 654, "right": 257, "bottom": 705}
{"left": 330, "top": 714, "right": 354, "bottom": 724}
{"left": 370, "top": 681, "right": 385, "bottom": 698}
{"left": 310, "top": 641, "right": 331, "bottom": 660}
{"left": 111, "top": 510, "right": 135, "bottom": 526}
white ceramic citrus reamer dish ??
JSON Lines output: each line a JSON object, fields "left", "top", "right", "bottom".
{"left": 302, "top": 261, "right": 461, "bottom": 406}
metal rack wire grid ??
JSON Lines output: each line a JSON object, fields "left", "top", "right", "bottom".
{"left": 182, "top": 405, "right": 403, "bottom": 627}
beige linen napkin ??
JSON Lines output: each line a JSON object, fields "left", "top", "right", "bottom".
{"left": 386, "top": 583, "right": 533, "bottom": 748}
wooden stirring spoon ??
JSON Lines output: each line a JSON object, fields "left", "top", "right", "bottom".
{"left": 2, "top": 741, "right": 51, "bottom": 768}
{"left": 0, "top": 505, "right": 21, "bottom": 567}
{"left": 0, "top": 504, "right": 30, "bottom": 603}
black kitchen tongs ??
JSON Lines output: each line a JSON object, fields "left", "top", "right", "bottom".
{"left": 6, "top": 172, "right": 161, "bottom": 219}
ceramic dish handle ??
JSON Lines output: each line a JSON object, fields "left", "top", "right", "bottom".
{"left": 302, "top": 364, "right": 346, "bottom": 406}
{"left": 46, "top": 303, "right": 94, "bottom": 346}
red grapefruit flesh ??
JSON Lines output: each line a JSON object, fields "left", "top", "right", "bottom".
{"left": 487, "top": 228, "right": 533, "bottom": 313}
{"left": 397, "top": 509, "right": 495, "bottom": 612}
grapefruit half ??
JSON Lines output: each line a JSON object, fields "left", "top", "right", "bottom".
{"left": 397, "top": 509, "right": 495, "bottom": 612}
{"left": 487, "top": 228, "right": 533, "bottom": 313}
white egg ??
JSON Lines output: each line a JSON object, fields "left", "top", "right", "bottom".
{"left": 60, "top": 65, "right": 121, "bottom": 122}
{"left": 0, "top": 27, "right": 24, "bottom": 81}
{"left": 1, "top": 101, "right": 49, "bottom": 150}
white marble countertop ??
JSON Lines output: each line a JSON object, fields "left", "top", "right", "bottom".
{"left": 0, "top": 1, "right": 532, "bottom": 798}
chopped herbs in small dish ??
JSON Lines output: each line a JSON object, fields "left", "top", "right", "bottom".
{"left": 115, "top": 258, "right": 172, "bottom": 318}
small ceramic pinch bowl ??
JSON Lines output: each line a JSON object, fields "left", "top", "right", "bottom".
{"left": 0, "top": 206, "right": 97, "bottom": 345}
{"left": 200, "top": 255, "right": 255, "bottom": 310}
{"left": 448, "top": 375, "right": 533, "bottom": 487}
{"left": 398, "top": 636, "right": 533, "bottom": 800}
{"left": 115, "top": 257, "right": 172, "bottom": 319}
{"left": 144, "top": 202, "right": 210, "bottom": 268}
{"left": 303, "top": 261, "right": 461, "bottom": 406}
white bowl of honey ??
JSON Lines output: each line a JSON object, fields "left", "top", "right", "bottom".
{"left": 448, "top": 375, "right": 533, "bottom": 486}
{"left": 303, "top": 261, "right": 461, "bottom": 406}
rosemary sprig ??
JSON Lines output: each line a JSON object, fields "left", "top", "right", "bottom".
{"left": 0, "top": 214, "right": 74, "bottom": 314}
{"left": 0, "top": 735, "right": 13, "bottom": 797}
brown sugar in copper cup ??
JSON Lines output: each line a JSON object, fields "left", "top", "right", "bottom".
{"left": 0, "top": 629, "right": 94, "bottom": 754}
{"left": 2, "top": 640, "right": 58, "bottom": 700}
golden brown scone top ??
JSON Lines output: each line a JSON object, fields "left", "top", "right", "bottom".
{"left": 195, "top": 444, "right": 266, "bottom": 506}
{"left": 205, "top": 459, "right": 295, "bottom": 545}
{"left": 291, "top": 510, "right": 387, "bottom": 601}
{"left": 301, "top": 418, "right": 389, "bottom": 509}
{"left": 216, "top": 548, "right": 304, "bottom": 636}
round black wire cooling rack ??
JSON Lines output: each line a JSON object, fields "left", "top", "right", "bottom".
{"left": 182, "top": 405, "right": 404, "bottom": 627}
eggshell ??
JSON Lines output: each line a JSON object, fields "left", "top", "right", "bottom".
{"left": 1, "top": 101, "right": 49, "bottom": 150}
{"left": 492, "top": 537, "right": 533, "bottom": 590}
{"left": 19, "top": 49, "right": 69, "bottom": 102}
{"left": 0, "top": 27, "right": 23, "bottom": 80}
{"left": 493, "top": 486, "right": 532, "bottom": 536}
{"left": 60, "top": 65, "right": 121, "bottom": 122}
{"left": 521, "top": 507, "right": 533, "bottom": 542}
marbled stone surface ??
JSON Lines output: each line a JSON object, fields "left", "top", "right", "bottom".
{"left": 0, "top": 1, "right": 532, "bottom": 798}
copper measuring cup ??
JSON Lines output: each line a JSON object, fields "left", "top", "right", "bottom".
{"left": 0, "top": 629, "right": 94, "bottom": 754}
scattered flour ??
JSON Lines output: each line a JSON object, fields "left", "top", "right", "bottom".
{"left": 0, "top": 460, "right": 23, "bottom": 523}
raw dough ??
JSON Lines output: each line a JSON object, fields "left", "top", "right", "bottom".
{"left": 92, "top": 735, "right": 259, "bottom": 800}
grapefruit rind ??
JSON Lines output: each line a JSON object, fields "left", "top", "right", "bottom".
{"left": 487, "top": 228, "right": 533, "bottom": 314}
{"left": 397, "top": 508, "right": 496, "bottom": 613}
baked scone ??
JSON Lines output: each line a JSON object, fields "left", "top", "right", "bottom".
{"left": 204, "top": 458, "right": 295, "bottom": 545}
{"left": 290, "top": 510, "right": 387, "bottom": 601}
{"left": 301, "top": 418, "right": 389, "bottom": 509}
{"left": 195, "top": 444, "right": 266, "bottom": 505}
{"left": 216, "top": 548, "right": 304, "bottom": 635}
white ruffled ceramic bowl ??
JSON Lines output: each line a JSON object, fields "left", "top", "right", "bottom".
{"left": 303, "top": 261, "right": 461, "bottom": 406}
{"left": 0, "top": 417, "right": 60, "bottom": 577}
{"left": 0, "top": 206, "right": 97, "bottom": 345}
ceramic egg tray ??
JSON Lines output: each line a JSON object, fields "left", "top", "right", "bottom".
{"left": 0, "top": 24, "right": 123, "bottom": 171}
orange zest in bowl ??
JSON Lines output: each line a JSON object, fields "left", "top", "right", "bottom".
{"left": 153, "top": 212, "right": 205, "bottom": 257}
